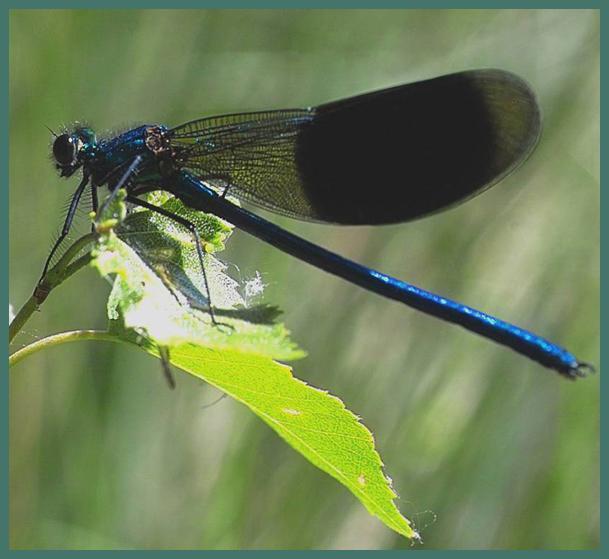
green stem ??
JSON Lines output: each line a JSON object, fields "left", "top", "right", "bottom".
{"left": 9, "top": 330, "right": 120, "bottom": 367}
{"left": 62, "top": 253, "right": 94, "bottom": 283}
{"left": 8, "top": 235, "right": 96, "bottom": 344}
{"left": 39, "top": 233, "right": 97, "bottom": 298}
{"left": 8, "top": 297, "right": 38, "bottom": 345}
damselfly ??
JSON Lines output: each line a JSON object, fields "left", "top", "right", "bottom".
{"left": 43, "top": 69, "right": 591, "bottom": 378}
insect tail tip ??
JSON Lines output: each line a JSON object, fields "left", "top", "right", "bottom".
{"left": 564, "top": 360, "right": 596, "bottom": 380}
{"left": 575, "top": 361, "right": 596, "bottom": 377}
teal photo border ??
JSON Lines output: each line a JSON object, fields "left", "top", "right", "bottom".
{"left": 2, "top": 1, "right": 603, "bottom": 556}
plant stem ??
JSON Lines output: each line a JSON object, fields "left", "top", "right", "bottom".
{"left": 36, "top": 233, "right": 97, "bottom": 303}
{"left": 9, "top": 330, "right": 119, "bottom": 367}
{"left": 8, "top": 296, "right": 38, "bottom": 345}
{"left": 8, "top": 235, "right": 96, "bottom": 344}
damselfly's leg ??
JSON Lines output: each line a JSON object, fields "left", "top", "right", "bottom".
{"left": 96, "top": 156, "right": 143, "bottom": 221}
{"left": 125, "top": 194, "right": 227, "bottom": 329}
{"left": 158, "top": 346, "right": 176, "bottom": 389}
{"left": 204, "top": 174, "right": 232, "bottom": 199}
{"left": 39, "top": 173, "right": 90, "bottom": 282}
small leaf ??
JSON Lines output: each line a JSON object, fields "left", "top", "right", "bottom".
{"left": 163, "top": 342, "right": 419, "bottom": 541}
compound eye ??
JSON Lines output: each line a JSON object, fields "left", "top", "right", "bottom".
{"left": 52, "top": 134, "right": 77, "bottom": 166}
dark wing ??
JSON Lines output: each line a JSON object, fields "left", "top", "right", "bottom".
{"left": 168, "top": 69, "right": 541, "bottom": 225}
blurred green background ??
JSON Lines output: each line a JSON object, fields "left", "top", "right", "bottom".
{"left": 9, "top": 9, "right": 599, "bottom": 550}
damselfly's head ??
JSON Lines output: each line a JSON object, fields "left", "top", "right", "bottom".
{"left": 51, "top": 127, "right": 96, "bottom": 178}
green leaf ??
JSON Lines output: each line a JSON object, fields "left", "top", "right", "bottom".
{"left": 90, "top": 191, "right": 418, "bottom": 541}
{"left": 157, "top": 341, "right": 418, "bottom": 541}
{"left": 92, "top": 191, "right": 304, "bottom": 360}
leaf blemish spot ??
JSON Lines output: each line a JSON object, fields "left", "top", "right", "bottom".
{"left": 282, "top": 408, "right": 301, "bottom": 416}
{"left": 357, "top": 474, "right": 366, "bottom": 486}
